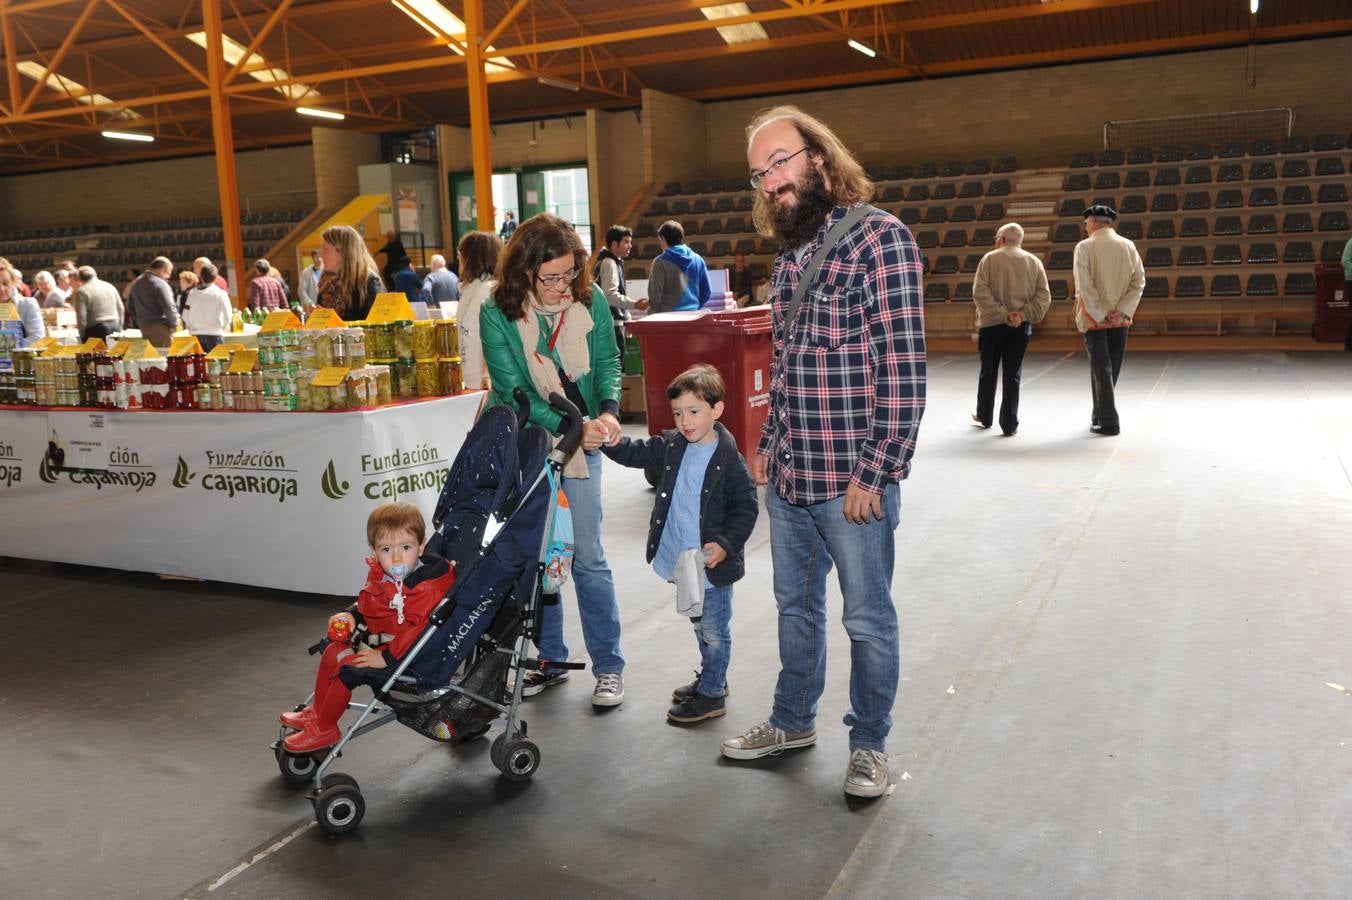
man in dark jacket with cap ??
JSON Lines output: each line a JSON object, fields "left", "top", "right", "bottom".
{"left": 1072, "top": 204, "right": 1145, "bottom": 436}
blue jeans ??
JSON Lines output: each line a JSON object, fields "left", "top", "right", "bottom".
{"left": 766, "top": 484, "right": 901, "bottom": 752}
{"left": 693, "top": 583, "right": 733, "bottom": 698}
{"left": 536, "top": 449, "right": 624, "bottom": 674}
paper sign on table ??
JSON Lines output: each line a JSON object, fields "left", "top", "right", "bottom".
{"left": 310, "top": 366, "right": 350, "bottom": 388}
{"left": 0, "top": 303, "right": 19, "bottom": 321}
{"left": 168, "top": 336, "right": 203, "bottom": 356}
{"left": 228, "top": 349, "right": 259, "bottom": 373}
{"left": 119, "top": 339, "right": 160, "bottom": 360}
{"left": 259, "top": 310, "right": 301, "bottom": 332}
{"left": 205, "top": 343, "right": 237, "bottom": 360}
{"left": 30, "top": 337, "right": 59, "bottom": 351}
{"left": 302, "top": 308, "right": 344, "bottom": 329}
{"left": 365, "top": 293, "right": 416, "bottom": 324}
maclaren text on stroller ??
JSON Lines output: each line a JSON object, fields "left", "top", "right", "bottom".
{"left": 271, "top": 389, "right": 586, "bottom": 835}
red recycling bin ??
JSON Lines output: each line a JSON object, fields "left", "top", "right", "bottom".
{"left": 1313, "top": 262, "right": 1350, "bottom": 343}
{"left": 626, "top": 307, "right": 773, "bottom": 455}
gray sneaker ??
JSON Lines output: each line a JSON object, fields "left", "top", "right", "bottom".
{"left": 720, "top": 720, "right": 816, "bottom": 760}
{"left": 843, "top": 749, "right": 889, "bottom": 798}
{"left": 592, "top": 672, "right": 624, "bottom": 707}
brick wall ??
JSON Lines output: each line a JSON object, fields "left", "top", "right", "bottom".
{"left": 588, "top": 108, "right": 646, "bottom": 236}
{"left": 0, "top": 144, "right": 316, "bottom": 231}
{"left": 703, "top": 35, "right": 1352, "bottom": 177}
{"left": 312, "top": 126, "right": 381, "bottom": 211}
{"left": 644, "top": 89, "right": 708, "bottom": 186}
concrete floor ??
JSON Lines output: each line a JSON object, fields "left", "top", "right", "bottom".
{"left": 4, "top": 350, "right": 1352, "bottom": 899}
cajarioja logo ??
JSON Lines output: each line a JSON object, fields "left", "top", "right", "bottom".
{"left": 321, "top": 460, "right": 350, "bottom": 499}
{"left": 173, "top": 449, "right": 298, "bottom": 503}
{"left": 40, "top": 445, "right": 156, "bottom": 492}
{"left": 172, "top": 456, "right": 197, "bottom": 488}
{"left": 0, "top": 441, "right": 20, "bottom": 489}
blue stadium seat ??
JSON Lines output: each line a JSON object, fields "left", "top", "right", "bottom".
{"left": 1063, "top": 173, "right": 1091, "bottom": 192}
{"left": 1094, "top": 171, "right": 1122, "bottom": 190}
{"left": 1049, "top": 279, "right": 1070, "bottom": 301}
{"left": 1283, "top": 242, "right": 1314, "bottom": 263}
{"left": 1145, "top": 247, "right": 1173, "bottom": 267}
{"left": 1154, "top": 167, "right": 1181, "bottom": 186}
{"left": 1180, "top": 218, "right": 1209, "bottom": 237}
{"left": 1315, "top": 157, "right": 1345, "bottom": 177}
{"left": 1215, "top": 190, "right": 1243, "bottom": 209}
{"left": 1282, "top": 212, "right": 1313, "bottom": 233}
{"left": 1210, "top": 274, "right": 1241, "bottom": 296}
{"left": 1185, "top": 166, "right": 1212, "bottom": 184}
{"left": 1317, "top": 183, "right": 1349, "bottom": 203}
{"left": 1128, "top": 147, "right": 1154, "bottom": 165}
{"left": 1183, "top": 191, "right": 1212, "bottom": 210}
{"left": 1099, "top": 149, "right": 1125, "bottom": 166}
{"left": 1143, "top": 276, "right": 1170, "bottom": 298}
{"left": 1179, "top": 245, "right": 1210, "bottom": 266}
{"left": 1247, "top": 214, "right": 1277, "bottom": 234}
{"left": 1174, "top": 276, "right": 1205, "bottom": 297}
{"left": 1280, "top": 159, "right": 1310, "bottom": 179}
{"left": 1245, "top": 274, "right": 1278, "bottom": 296}
{"left": 1124, "top": 169, "right": 1150, "bottom": 188}
{"left": 1147, "top": 219, "right": 1175, "bottom": 240}
{"left": 951, "top": 205, "right": 976, "bottom": 223}
{"left": 1246, "top": 243, "right": 1278, "bottom": 264}
{"left": 1283, "top": 273, "right": 1316, "bottom": 295}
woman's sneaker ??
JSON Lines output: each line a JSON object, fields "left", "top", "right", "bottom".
{"left": 720, "top": 720, "right": 816, "bottom": 760}
{"left": 667, "top": 691, "right": 726, "bottom": 724}
{"left": 671, "top": 671, "right": 731, "bottom": 703}
{"left": 521, "top": 670, "right": 569, "bottom": 697}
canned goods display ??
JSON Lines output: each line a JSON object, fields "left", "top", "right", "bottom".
{"left": 327, "top": 380, "right": 349, "bottom": 411}
{"left": 365, "top": 323, "right": 393, "bottom": 359}
{"left": 414, "top": 358, "right": 440, "bottom": 397}
{"left": 345, "top": 370, "right": 370, "bottom": 407}
{"left": 369, "top": 365, "right": 392, "bottom": 406}
{"left": 345, "top": 328, "right": 367, "bottom": 369}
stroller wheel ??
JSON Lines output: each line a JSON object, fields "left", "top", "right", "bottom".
{"left": 492, "top": 734, "right": 541, "bottom": 782}
{"left": 275, "top": 746, "right": 318, "bottom": 786}
{"left": 314, "top": 780, "right": 365, "bottom": 836}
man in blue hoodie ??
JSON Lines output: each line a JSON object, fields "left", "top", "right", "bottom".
{"left": 649, "top": 220, "right": 712, "bottom": 313}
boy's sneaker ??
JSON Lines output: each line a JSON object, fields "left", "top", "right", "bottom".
{"left": 521, "top": 670, "right": 569, "bottom": 697}
{"left": 592, "top": 672, "right": 624, "bottom": 707}
{"left": 720, "top": 720, "right": 816, "bottom": 760}
{"left": 671, "top": 671, "right": 731, "bottom": 703}
{"left": 843, "top": 749, "right": 890, "bottom": 798}
{"left": 667, "top": 691, "right": 726, "bottom": 724}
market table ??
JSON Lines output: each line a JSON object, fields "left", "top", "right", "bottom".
{"left": 0, "top": 392, "right": 484, "bottom": 595}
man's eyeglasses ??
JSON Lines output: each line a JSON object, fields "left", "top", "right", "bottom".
{"left": 535, "top": 267, "right": 579, "bottom": 290}
{"left": 750, "top": 147, "right": 809, "bottom": 189}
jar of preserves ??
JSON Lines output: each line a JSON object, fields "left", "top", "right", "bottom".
{"left": 434, "top": 319, "right": 458, "bottom": 357}
{"left": 365, "top": 323, "right": 392, "bottom": 359}
{"left": 369, "top": 364, "right": 392, "bottom": 406}
{"left": 346, "top": 327, "right": 367, "bottom": 370}
{"left": 412, "top": 321, "right": 437, "bottom": 360}
{"left": 392, "top": 360, "right": 416, "bottom": 398}
{"left": 328, "top": 379, "right": 349, "bottom": 411}
{"left": 392, "top": 320, "right": 414, "bottom": 360}
{"left": 438, "top": 357, "right": 462, "bottom": 395}
{"left": 414, "top": 358, "right": 441, "bottom": 397}
{"left": 346, "top": 370, "right": 371, "bottom": 407}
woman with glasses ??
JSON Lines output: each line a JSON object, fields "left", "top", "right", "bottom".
{"left": 479, "top": 213, "right": 628, "bottom": 708}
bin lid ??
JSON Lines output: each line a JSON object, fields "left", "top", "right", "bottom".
{"left": 628, "top": 306, "right": 772, "bottom": 336}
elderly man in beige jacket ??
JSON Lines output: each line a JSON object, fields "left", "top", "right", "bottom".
{"left": 971, "top": 222, "right": 1050, "bottom": 436}
{"left": 1073, "top": 204, "right": 1145, "bottom": 436}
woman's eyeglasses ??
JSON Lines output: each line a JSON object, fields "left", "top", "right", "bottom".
{"left": 536, "top": 267, "right": 579, "bottom": 290}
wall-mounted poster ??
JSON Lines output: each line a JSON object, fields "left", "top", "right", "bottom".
{"left": 398, "top": 188, "right": 419, "bottom": 231}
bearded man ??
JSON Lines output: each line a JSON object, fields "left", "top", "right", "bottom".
{"left": 718, "top": 106, "right": 927, "bottom": 801}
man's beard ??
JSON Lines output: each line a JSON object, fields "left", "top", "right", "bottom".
{"left": 769, "top": 166, "right": 836, "bottom": 249}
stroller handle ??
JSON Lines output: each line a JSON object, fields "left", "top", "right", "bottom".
{"left": 548, "top": 392, "right": 584, "bottom": 458}
{"left": 510, "top": 386, "right": 532, "bottom": 429}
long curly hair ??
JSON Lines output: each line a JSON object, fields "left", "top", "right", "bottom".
{"left": 746, "top": 105, "right": 874, "bottom": 239}
{"left": 492, "top": 213, "right": 593, "bottom": 321}
{"left": 321, "top": 225, "right": 383, "bottom": 317}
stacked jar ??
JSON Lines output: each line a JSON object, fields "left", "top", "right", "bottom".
{"left": 165, "top": 352, "right": 207, "bottom": 409}
{"left": 433, "top": 318, "right": 464, "bottom": 394}
{"left": 9, "top": 348, "right": 37, "bottom": 405}
{"left": 258, "top": 329, "right": 301, "bottom": 412}
{"left": 219, "top": 356, "right": 263, "bottom": 411}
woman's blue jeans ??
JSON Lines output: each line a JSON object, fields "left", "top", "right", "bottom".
{"left": 536, "top": 449, "right": 624, "bottom": 675}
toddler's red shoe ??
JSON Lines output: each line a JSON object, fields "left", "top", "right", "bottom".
{"left": 283, "top": 722, "right": 341, "bottom": 754}
{"left": 279, "top": 707, "right": 316, "bottom": 729}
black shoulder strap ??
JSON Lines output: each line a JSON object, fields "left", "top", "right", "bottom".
{"left": 780, "top": 204, "right": 877, "bottom": 344}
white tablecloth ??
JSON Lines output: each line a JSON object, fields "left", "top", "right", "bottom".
{"left": 1, "top": 393, "right": 484, "bottom": 594}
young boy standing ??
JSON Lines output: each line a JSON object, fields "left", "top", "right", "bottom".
{"left": 603, "top": 364, "right": 759, "bottom": 722}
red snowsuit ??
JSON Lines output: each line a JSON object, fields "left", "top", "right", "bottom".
{"left": 302, "top": 555, "right": 455, "bottom": 735}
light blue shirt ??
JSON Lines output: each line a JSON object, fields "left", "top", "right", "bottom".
{"left": 9, "top": 293, "right": 45, "bottom": 346}
{"left": 652, "top": 440, "right": 716, "bottom": 589}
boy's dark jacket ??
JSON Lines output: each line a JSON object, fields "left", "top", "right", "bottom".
{"left": 602, "top": 422, "right": 759, "bottom": 587}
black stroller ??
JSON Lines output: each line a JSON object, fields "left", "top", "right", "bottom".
{"left": 271, "top": 389, "right": 585, "bottom": 835}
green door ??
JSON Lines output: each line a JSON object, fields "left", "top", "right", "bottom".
{"left": 449, "top": 171, "right": 479, "bottom": 249}
{"left": 519, "top": 171, "right": 547, "bottom": 220}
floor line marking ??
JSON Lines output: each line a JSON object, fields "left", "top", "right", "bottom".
{"left": 181, "top": 820, "right": 315, "bottom": 898}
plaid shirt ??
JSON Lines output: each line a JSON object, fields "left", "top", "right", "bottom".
{"left": 249, "top": 275, "right": 288, "bottom": 312}
{"left": 756, "top": 203, "right": 926, "bottom": 505}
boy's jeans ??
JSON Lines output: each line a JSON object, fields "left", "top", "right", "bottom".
{"left": 765, "top": 483, "right": 900, "bottom": 752}
{"left": 692, "top": 583, "right": 733, "bottom": 697}
{"left": 537, "top": 450, "right": 625, "bottom": 675}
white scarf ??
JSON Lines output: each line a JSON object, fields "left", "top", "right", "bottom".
{"left": 515, "top": 293, "right": 593, "bottom": 479}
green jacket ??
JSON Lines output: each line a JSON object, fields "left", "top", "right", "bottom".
{"left": 1342, "top": 236, "right": 1352, "bottom": 282}
{"left": 480, "top": 283, "right": 622, "bottom": 433}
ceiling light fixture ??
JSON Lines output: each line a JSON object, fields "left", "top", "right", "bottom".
{"left": 16, "top": 61, "right": 140, "bottom": 119}
{"left": 101, "top": 130, "right": 154, "bottom": 143}
{"left": 847, "top": 39, "right": 878, "bottom": 58}
{"left": 1249, "top": 0, "right": 1259, "bottom": 13}
{"left": 391, "top": 0, "right": 516, "bottom": 74}
{"left": 297, "top": 106, "right": 345, "bottom": 120}
{"left": 701, "top": 3, "right": 769, "bottom": 45}
{"left": 186, "top": 32, "right": 316, "bottom": 100}
{"left": 538, "top": 76, "right": 581, "bottom": 92}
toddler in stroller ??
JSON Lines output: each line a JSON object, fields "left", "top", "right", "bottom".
{"left": 279, "top": 501, "right": 455, "bottom": 754}
{"left": 272, "top": 389, "right": 585, "bottom": 835}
